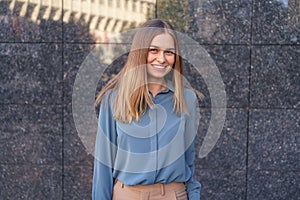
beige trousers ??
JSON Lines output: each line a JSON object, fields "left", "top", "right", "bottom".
{"left": 112, "top": 180, "right": 187, "bottom": 200}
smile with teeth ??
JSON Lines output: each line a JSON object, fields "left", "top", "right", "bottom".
{"left": 152, "top": 65, "right": 168, "bottom": 69}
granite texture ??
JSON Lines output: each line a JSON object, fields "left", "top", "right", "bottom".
{"left": 196, "top": 108, "right": 248, "bottom": 170}
{"left": 63, "top": 166, "right": 93, "bottom": 200}
{"left": 1, "top": 0, "right": 299, "bottom": 199}
{"left": 249, "top": 109, "right": 300, "bottom": 171}
{"left": 63, "top": 44, "right": 92, "bottom": 104}
{"left": 0, "top": 0, "right": 62, "bottom": 42}
{"left": 251, "top": 46, "right": 300, "bottom": 108}
{"left": 179, "top": 45, "right": 250, "bottom": 108}
{"left": 197, "top": 169, "right": 246, "bottom": 200}
{"left": 248, "top": 170, "right": 300, "bottom": 200}
{"left": 203, "top": 45, "right": 250, "bottom": 107}
{"left": 63, "top": 106, "right": 94, "bottom": 165}
{"left": 62, "top": 0, "right": 143, "bottom": 43}
{"left": 63, "top": 15, "right": 93, "bottom": 43}
{"left": 0, "top": 43, "right": 63, "bottom": 104}
{"left": 252, "top": 0, "right": 300, "bottom": 44}
{"left": 63, "top": 43, "right": 128, "bottom": 104}
{"left": 0, "top": 164, "right": 63, "bottom": 199}
{"left": 179, "top": 0, "right": 251, "bottom": 44}
{"left": 0, "top": 105, "right": 62, "bottom": 165}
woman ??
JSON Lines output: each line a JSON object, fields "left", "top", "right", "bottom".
{"left": 93, "top": 19, "right": 201, "bottom": 200}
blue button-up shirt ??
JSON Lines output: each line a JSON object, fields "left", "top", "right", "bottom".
{"left": 92, "top": 84, "right": 201, "bottom": 199}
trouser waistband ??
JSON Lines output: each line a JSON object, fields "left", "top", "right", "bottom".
{"left": 115, "top": 180, "right": 185, "bottom": 196}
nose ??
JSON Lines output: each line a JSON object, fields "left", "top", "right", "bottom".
{"left": 156, "top": 51, "right": 166, "bottom": 63}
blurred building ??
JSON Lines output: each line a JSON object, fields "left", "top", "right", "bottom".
{"left": 8, "top": 0, "right": 156, "bottom": 42}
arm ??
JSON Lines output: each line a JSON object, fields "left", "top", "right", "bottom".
{"left": 185, "top": 91, "right": 201, "bottom": 200}
{"left": 92, "top": 92, "right": 117, "bottom": 200}
{"left": 185, "top": 143, "right": 201, "bottom": 200}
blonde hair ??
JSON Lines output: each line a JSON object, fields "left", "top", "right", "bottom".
{"left": 95, "top": 19, "right": 191, "bottom": 123}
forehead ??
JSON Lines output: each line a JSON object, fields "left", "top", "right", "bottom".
{"left": 150, "top": 33, "right": 175, "bottom": 49}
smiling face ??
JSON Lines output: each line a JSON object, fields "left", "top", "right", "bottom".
{"left": 146, "top": 33, "right": 175, "bottom": 84}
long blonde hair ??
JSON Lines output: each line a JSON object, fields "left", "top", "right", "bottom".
{"left": 95, "top": 19, "right": 189, "bottom": 123}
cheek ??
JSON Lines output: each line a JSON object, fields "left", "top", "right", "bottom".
{"left": 166, "top": 56, "right": 175, "bottom": 65}
{"left": 147, "top": 54, "right": 155, "bottom": 63}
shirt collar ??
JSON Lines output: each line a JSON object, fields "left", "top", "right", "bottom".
{"left": 157, "top": 80, "right": 175, "bottom": 94}
{"left": 148, "top": 81, "right": 175, "bottom": 96}
{"left": 166, "top": 80, "right": 175, "bottom": 93}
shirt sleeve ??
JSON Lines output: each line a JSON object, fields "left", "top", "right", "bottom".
{"left": 92, "top": 92, "right": 117, "bottom": 200}
{"left": 185, "top": 91, "right": 201, "bottom": 200}
{"left": 185, "top": 143, "right": 201, "bottom": 200}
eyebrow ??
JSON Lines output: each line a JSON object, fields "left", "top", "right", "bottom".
{"left": 149, "top": 45, "right": 175, "bottom": 51}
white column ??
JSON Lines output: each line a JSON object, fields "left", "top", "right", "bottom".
{"left": 90, "top": 16, "right": 99, "bottom": 30}
{"left": 98, "top": 17, "right": 108, "bottom": 31}
{"left": 128, "top": 0, "right": 133, "bottom": 12}
{"left": 74, "top": 0, "right": 82, "bottom": 21}
{"left": 106, "top": 18, "right": 116, "bottom": 32}
{"left": 31, "top": 0, "right": 41, "bottom": 22}
{"left": 84, "top": 0, "right": 92, "bottom": 23}
{"left": 89, "top": 0, "right": 100, "bottom": 30}
{"left": 43, "top": 0, "right": 52, "bottom": 20}
{"left": 9, "top": 0, "right": 16, "bottom": 11}
{"left": 63, "top": 0, "right": 72, "bottom": 22}
{"left": 114, "top": 20, "right": 123, "bottom": 33}
{"left": 136, "top": 0, "right": 141, "bottom": 13}
{"left": 20, "top": 0, "right": 29, "bottom": 17}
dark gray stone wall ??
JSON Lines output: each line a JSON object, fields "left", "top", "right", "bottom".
{"left": 0, "top": 0, "right": 299, "bottom": 199}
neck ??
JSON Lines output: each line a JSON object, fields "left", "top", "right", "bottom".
{"left": 147, "top": 79, "right": 167, "bottom": 97}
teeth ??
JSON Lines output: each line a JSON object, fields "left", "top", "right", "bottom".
{"left": 153, "top": 65, "right": 167, "bottom": 69}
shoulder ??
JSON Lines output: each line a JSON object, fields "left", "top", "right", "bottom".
{"left": 102, "top": 89, "right": 117, "bottom": 101}
{"left": 183, "top": 88, "right": 198, "bottom": 114}
{"left": 184, "top": 88, "right": 197, "bottom": 104}
{"left": 100, "top": 88, "right": 118, "bottom": 110}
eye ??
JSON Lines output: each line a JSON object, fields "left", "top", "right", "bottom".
{"left": 165, "top": 50, "right": 175, "bottom": 56}
{"left": 149, "top": 48, "right": 158, "bottom": 53}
